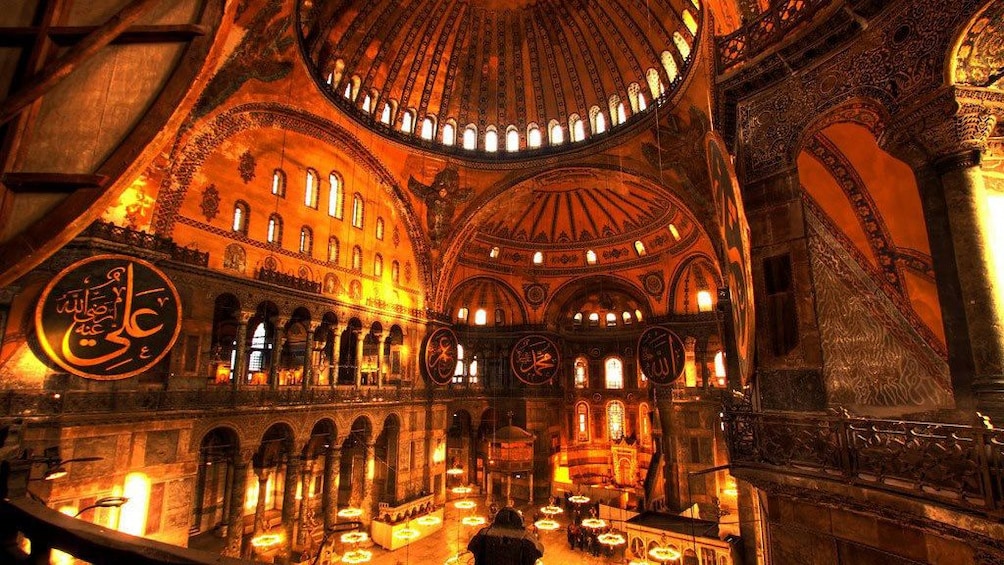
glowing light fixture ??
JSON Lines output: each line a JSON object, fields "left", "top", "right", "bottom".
{"left": 451, "top": 486, "right": 473, "bottom": 494}
{"left": 580, "top": 518, "right": 607, "bottom": 529}
{"left": 251, "top": 533, "right": 283, "bottom": 549}
{"left": 394, "top": 528, "right": 420, "bottom": 541}
{"left": 648, "top": 546, "right": 682, "bottom": 563}
{"left": 461, "top": 516, "right": 486, "bottom": 526}
{"left": 119, "top": 472, "right": 150, "bottom": 536}
{"left": 533, "top": 519, "right": 559, "bottom": 531}
{"left": 568, "top": 495, "right": 590, "bottom": 505}
{"left": 342, "top": 549, "right": 373, "bottom": 563}
{"left": 597, "top": 532, "right": 626, "bottom": 546}
{"left": 340, "top": 532, "right": 369, "bottom": 544}
{"left": 446, "top": 467, "right": 465, "bottom": 476}
{"left": 338, "top": 507, "right": 363, "bottom": 518}
{"left": 416, "top": 515, "right": 442, "bottom": 526}
{"left": 455, "top": 500, "right": 476, "bottom": 510}
{"left": 540, "top": 505, "right": 563, "bottom": 516}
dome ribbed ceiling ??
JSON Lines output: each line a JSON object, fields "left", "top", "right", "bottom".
{"left": 299, "top": 0, "right": 701, "bottom": 156}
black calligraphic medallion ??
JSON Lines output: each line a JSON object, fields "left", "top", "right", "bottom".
{"left": 510, "top": 335, "right": 560, "bottom": 385}
{"left": 35, "top": 255, "right": 182, "bottom": 380}
{"left": 422, "top": 327, "right": 458, "bottom": 385}
{"left": 637, "top": 326, "right": 686, "bottom": 385}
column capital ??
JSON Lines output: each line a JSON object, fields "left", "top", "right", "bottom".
{"left": 882, "top": 86, "right": 1001, "bottom": 169}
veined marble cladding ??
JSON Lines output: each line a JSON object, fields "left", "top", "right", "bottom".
{"left": 806, "top": 211, "right": 951, "bottom": 411}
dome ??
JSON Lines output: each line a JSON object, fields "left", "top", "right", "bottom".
{"left": 298, "top": 0, "right": 702, "bottom": 157}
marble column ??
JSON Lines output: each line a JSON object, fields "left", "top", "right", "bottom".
{"left": 223, "top": 458, "right": 249, "bottom": 557}
{"left": 281, "top": 456, "right": 301, "bottom": 557}
{"left": 297, "top": 461, "right": 314, "bottom": 547}
{"left": 303, "top": 323, "right": 318, "bottom": 390}
{"left": 269, "top": 317, "right": 285, "bottom": 389}
{"left": 233, "top": 312, "right": 253, "bottom": 389}
{"left": 360, "top": 444, "right": 375, "bottom": 522}
{"left": 322, "top": 447, "right": 341, "bottom": 530}
{"left": 354, "top": 330, "right": 364, "bottom": 387}
{"left": 375, "top": 333, "right": 386, "bottom": 388}
{"left": 330, "top": 325, "right": 345, "bottom": 387}
{"left": 252, "top": 467, "right": 270, "bottom": 538}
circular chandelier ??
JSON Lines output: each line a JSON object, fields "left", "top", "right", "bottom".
{"left": 568, "top": 495, "right": 590, "bottom": 505}
{"left": 597, "top": 532, "right": 626, "bottom": 546}
{"left": 338, "top": 507, "right": 363, "bottom": 518}
{"left": 250, "top": 533, "right": 283, "bottom": 549}
{"left": 540, "top": 505, "right": 563, "bottom": 516}
{"left": 416, "top": 515, "right": 442, "bottom": 526}
{"left": 647, "top": 546, "right": 682, "bottom": 563}
{"left": 340, "top": 532, "right": 369, "bottom": 544}
{"left": 455, "top": 500, "right": 476, "bottom": 510}
{"left": 393, "top": 528, "right": 420, "bottom": 541}
{"left": 451, "top": 486, "right": 473, "bottom": 495}
{"left": 342, "top": 549, "right": 373, "bottom": 563}
{"left": 533, "top": 519, "right": 560, "bottom": 531}
{"left": 446, "top": 467, "right": 465, "bottom": 476}
{"left": 580, "top": 518, "right": 607, "bottom": 530}
{"left": 461, "top": 515, "right": 486, "bottom": 526}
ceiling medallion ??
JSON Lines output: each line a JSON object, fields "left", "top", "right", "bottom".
{"left": 524, "top": 283, "right": 547, "bottom": 307}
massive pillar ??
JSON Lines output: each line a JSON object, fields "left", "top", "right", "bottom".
{"left": 354, "top": 330, "right": 364, "bottom": 388}
{"left": 884, "top": 87, "right": 1003, "bottom": 417}
{"left": 233, "top": 311, "right": 253, "bottom": 389}
{"left": 223, "top": 454, "right": 250, "bottom": 557}
{"left": 322, "top": 447, "right": 341, "bottom": 530}
{"left": 252, "top": 467, "right": 270, "bottom": 539}
{"left": 376, "top": 333, "right": 387, "bottom": 388}
{"left": 297, "top": 461, "right": 314, "bottom": 547}
{"left": 330, "top": 324, "right": 345, "bottom": 387}
{"left": 281, "top": 456, "right": 301, "bottom": 557}
{"left": 303, "top": 323, "right": 318, "bottom": 390}
{"left": 361, "top": 444, "right": 375, "bottom": 522}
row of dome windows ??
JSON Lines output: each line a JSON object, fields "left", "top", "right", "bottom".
{"left": 486, "top": 225, "right": 681, "bottom": 265}
{"left": 263, "top": 169, "right": 370, "bottom": 229}
{"left": 327, "top": 16, "right": 698, "bottom": 153}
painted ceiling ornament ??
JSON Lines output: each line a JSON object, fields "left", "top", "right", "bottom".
{"left": 407, "top": 167, "right": 473, "bottom": 247}
{"left": 238, "top": 149, "right": 256, "bottom": 183}
{"left": 641, "top": 271, "right": 665, "bottom": 297}
{"left": 422, "top": 326, "right": 459, "bottom": 385}
{"left": 35, "top": 255, "right": 182, "bottom": 380}
{"left": 523, "top": 283, "right": 547, "bottom": 307}
{"left": 637, "top": 326, "right": 686, "bottom": 385}
{"left": 510, "top": 335, "right": 561, "bottom": 385}
{"left": 200, "top": 184, "right": 220, "bottom": 221}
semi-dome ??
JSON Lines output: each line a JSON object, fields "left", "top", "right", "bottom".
{"left": 298, "top": 0, "right": 702, "bottom": 157}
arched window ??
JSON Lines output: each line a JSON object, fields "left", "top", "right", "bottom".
{"left": 271, "top": 169, "right": 286, "bottom": 197}
{"left": 391, "top": 260, "right": 400, "bottom": 283}
{"left": 634, "top": 240, "right": 647, "bottom": 256}
{"left": 376, "top": 217, "right": 385, "bottom": 240}
{"left": 588, "top": 312, "right": 600, "bottom": 327}
{"left": 697, "top": 290, "right": 714, "bottom": 312}
{"left": 489, "top": 246, "right": 500, "bottom": 259}
{"left": 495, "top": 308, "right": 505, "bottom": 325}
{"left": 328, "top": 172, "right": 344, "bottom": 218}
{"left": 661, "top": 51, "right": 679, "bottom": 82}
{"left": 527, "top": 124, "right": 542, "bottom": 148}
{"left": 714, "top": 351, "right": 726, "bottom": 386}
{"left": 674, "top": 32, "right": 692, "bottom": 60}
{"left": 628, "top": 83, "right": 643, "bottom": 113}
{"left": 304, "top": 168, "right": 319, "bottom": 209}
{"left": 443, "top": 121, "right": 457, "bottom": 146}
{"left": 608, "top": 401, "right": 625, "bottom": 441}
{"left": 351, "top": 193, "right": 364, "bottom": 228}
{"left": 683, "top": 10, "right": 699, "bottom": 35}
{"left": 576, "top": 402, "right": 590, "bottom": 442}
{"left": 484, "top": 127, "right": 499, "bottom": 152}
{"left": 506, "top": 126, "right": 519, "bottom": 152}
{"left": 569, "top": 114, "right": 585, "bottom": 142}
{"left": 586, "top": 249, "right": 597, "bottom": 265}
{"left": 361, "top": 92, "right": 373, "bottom": 113}
{"left": 248, "top": 322, "right": 268, "bottom": 372}
{"left": 606, "top": 312, "right": 617, "bottom": 327}
{"left": 573, "top": 312, "right": 583, "bottom": 327}
{"left": 457, "top": 307, "right": 469, "bottom": 322}
{"left": 401, "top": 109, "right": 416, "bottom": 134}
{"left": 532, "top": 251, "right": 544, "bottom": 265}
{"left": 380, "top": 102, "right": 394, "bottom": 125}
{"left": 474, "top": 308, "right": 487, "bottom": 326}
{"left": 330, "top": 59, "right": 345, "bottom": 87}
{"left": 299, "top": 226, "right": 313, "bottom": 255}
{"left": 646, "top": 68, "right": 665, "bottom": 99}
{"left": 232, "top": 201, "right": 249, "bottom": 234}
{"left": 638, "top": 402, "right": 651, "bottom": 445}
{"left": 605, "top": 357, "right": 623, "bottom": 389}
{"left": 267, "top": 214, "right": 282, "bottom": 245}
{"left": 352, "top": 245, "right": 362, "bottom": 271}
{"left": 589, "top": 106, "right": 606, "bottom": 134}
{"left": 548, "top": 119, "right": 564, "bottom": 145}
{"left": 574, "top": 357, "right": 588, "bottom": 388}
{"left": 463, "top": 124, "right": 478, "bottom": 150}
{"left": 608, "top": 95, "right": 624, "bottom": 125}
{"left": 622, "top": 311, "right": 633, "bottom": 324}
{"left": 420, "top": 116, "right": 435, "bottom": 140}
{"left": 327, "top": 237, "right": 339, "bottom": 264}
{"left": 374, "top": 253, "right": 383, "bottom": 277}
{"left": 690, "top": 0, "right": 700, "bottom": 8}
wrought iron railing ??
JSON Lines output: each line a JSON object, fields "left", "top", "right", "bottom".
{"left": 255, "top": 267, "right": 322, "bottom": 294}
{"left": 0, "top": 386, "right": 420, "bottom": 418}
{"left": 722, "top": 408, "right": 1004, "bottom": 518}
{"left": 715, "top": 0, "right": 834, "bottom": 72}
{"left": 82, "top": 221, "right": 209, "bottom": 267}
